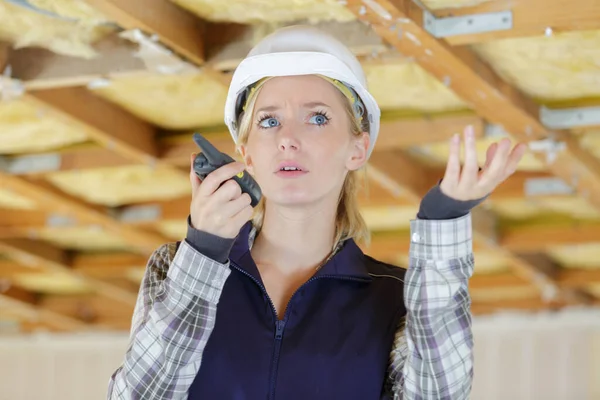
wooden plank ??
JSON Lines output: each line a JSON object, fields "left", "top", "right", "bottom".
{"left": 0, "top": 238, "right": 137, "bottom": 307}
{"left": 83, "top": 0, "right": 205, "bottom": 65}
{"left": 0, "top": 41, "right": 8, "bottom": 71}
{"left": 368, "top": 150, "right": 439, "bottom": 202}
{"left": 7, "top": 33, "right": 147, "bottom": 91}
{"left": 0, "top": 288, "right": 89, "bottom": 331}
{"left": 513, "top": 252, "right": 595, "bottom": 305}
{"left": 0, "top": 260, "right": 45, "bottom": 279}
{"left": 501, "top": 222, "right": 600, "bottom": 252}
{"left": 345, "top": 0, "right": 600, "bottom": 212}
{"left": 470, "top": 297, "right": 569, "bottom": 315}
{"left": 26, "top": 87, "right": 159, "bottom": 165}
{"left": 375, "top": 114, "right": 484, "bottom": 150}
{"left": 0, "top": 173, "right": 168, "bottom": 255}
{"left": 0, "top": 285, "right": 94, "bottom": 331}
{"left": 427, "top": 0, "right": 600, "bottom": 45}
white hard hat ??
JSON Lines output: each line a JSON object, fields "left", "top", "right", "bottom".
{"left": 223, "top": 25, "right": 381, "bottom": 158}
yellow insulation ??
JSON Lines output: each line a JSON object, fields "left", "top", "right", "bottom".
{"left": 0, "top": 189, "right": 37, "bottom": 209}
{"left": 91, "top": 72, "right": 229, "bottom": 130}
{"left": 170, "top": 0, "right": 355, "bottom": 24}
{"left": 34, "top": 226, "right": 129, "bottom": 252}
{"left": 491, "top": 197, "right": 600, "bottom": 220}
{"left": 12, "top": 272, "right": 91, "bottom": 294}
{"left": 365, "top": 63, "right": 468, "bottom": 112}
{"left": 548, "top": 244, "right": 600, "bottom": 269}
{"left": 473, "top": 30, "right": 600, "bottom": 102}
{"left": 588, "top": 284, "right": 600, "bottom": 298}
{"left": 580, "top": 130, "right": 600, "bottom": 159}
{"left": 361, "top": 206, "right": 414, "bottom": 231}
{"left": 44, "top": 165, "right": 191, "bottom": 206}
{"left": 157, "top": 220, "right": 187, "bottom": 241}
{"left": 0, "top": 0, "right": 113, "bottom": 58}
{"left": 0, "top": 99, "right": 89, "bottom": 154}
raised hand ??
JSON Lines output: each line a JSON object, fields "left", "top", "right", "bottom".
{"left": 440, "top": 125, "right": 527, "bottom": 201}
{"left": 189, "top": 154, "right": 254, "bottom": 239}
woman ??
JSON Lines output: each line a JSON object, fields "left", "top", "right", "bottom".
{"left": 108, "top": 26, "right": 525, "bottom": 400}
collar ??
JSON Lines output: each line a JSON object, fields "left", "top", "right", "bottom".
{"left": 228, "top": 222, "right": 372, "bottom": 283}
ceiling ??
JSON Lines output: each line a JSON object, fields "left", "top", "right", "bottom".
{"left": 1, "top": 0, "right": 600, "bottom": 334}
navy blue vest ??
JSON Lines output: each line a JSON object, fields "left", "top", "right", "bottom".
{"left": 188, "top": 223, "right": 406, "bottom": 399}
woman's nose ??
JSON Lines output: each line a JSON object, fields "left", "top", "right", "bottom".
{"left": 277, "top": 128, "right": 300, "bottom": 151}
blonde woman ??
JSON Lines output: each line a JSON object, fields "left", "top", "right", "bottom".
{"left": 108, "top": 26, "right": 525, "bottom": 400}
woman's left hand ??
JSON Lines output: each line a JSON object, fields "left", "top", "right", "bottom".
{"left": 440, "top": 125, "right": 528, "bottom": 201}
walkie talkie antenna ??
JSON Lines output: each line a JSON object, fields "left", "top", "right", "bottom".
{"left": 192, "top": 133, "right": 231, "bottom": 164}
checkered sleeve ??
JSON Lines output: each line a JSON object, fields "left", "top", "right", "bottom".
{"left": 388, "top": 213, "right": 475, "bottom": 400}
{"left": 107, "top": 239, "right": 231, "bottom": 400}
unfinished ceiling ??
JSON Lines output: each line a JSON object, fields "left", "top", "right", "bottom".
{"left": 1, "top": 0, "right": 600, "bottom": 334}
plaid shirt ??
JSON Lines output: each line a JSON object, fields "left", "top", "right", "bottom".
{"left": 108, "top": 214, "right": 474, "bottom": 399}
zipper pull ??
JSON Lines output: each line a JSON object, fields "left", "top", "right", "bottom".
{"left": 275, "top": 319, "right": 286, "bottom": 340}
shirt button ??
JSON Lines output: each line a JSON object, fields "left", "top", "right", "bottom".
{"left": 412, "top": 233, "right": 421, "bottom": 242}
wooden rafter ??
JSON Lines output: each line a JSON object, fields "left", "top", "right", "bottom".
{"left": 6, "top": 33, "right": 146, "bottom": 91}
{"left": 25, "top": 87, "right": 159, "bottom": 165}
{"left": 345, "top": 0, "right": 600, "bottom": 212}
{"left": 0, "top": 238, "right": 137, "bottom": 307}
{"left": 82, "top": 0, "right": 206, "bottom": 65}
{"left": 425, "top": 0, "right": 600, "bottom": 45}
{"left": 0, "top": 172, "right": 167, "bottom": 255}
{"left": 0, "top": 286, "right": 88, "bottom": 331}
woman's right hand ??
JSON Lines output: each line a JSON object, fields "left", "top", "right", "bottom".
{"left": 189, "top": 154, "right": 254, "bottom": 239}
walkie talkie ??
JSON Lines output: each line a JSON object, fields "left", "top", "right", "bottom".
{"left": 192, "top": 133, "right": 262, "bottom": 207}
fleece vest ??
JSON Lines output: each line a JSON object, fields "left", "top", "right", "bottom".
{"left": 188, "top": 223, "right": 407, "bottom": 400}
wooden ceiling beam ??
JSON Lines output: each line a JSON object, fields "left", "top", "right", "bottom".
{"left": 0, "top": 238, "right": 137, "bottom": 307}
{"left": 426, "top": 0, "right": 600, "bottom": 45}
{"left": 501, "top": 222, "right": 600, "bottom": 252}
{"left": 0, "top": 173, "right": 168, "bottom": 255}
{"left": 82, "top": 0, "right": 206, "bottom": 65}
{"left": 25, "top": 87, "right": 159, "bottom": 165}
{"left": 345, "top": 0, "right": 600, "bottom": 213}
{"left": 6, "top": 33, "right": 147, "bottom": 91}
{"left": 0, "top": 284, "right": 89, "bottom": 331}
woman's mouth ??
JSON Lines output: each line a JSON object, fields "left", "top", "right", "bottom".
{"left": 276, "top": 163, "right": 307, "bottom": 178}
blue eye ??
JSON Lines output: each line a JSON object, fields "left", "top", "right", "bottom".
{"left": 309, "top": 114, "right": 329, "bottom": 125}
{"left": 259, "top": 117, "right": 280, "bottom": 128}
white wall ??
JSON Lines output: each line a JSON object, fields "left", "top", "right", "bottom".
{"left": 1, "top": 307, "right": 599, "bottom": 400}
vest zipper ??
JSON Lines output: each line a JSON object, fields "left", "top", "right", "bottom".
{"left": 230, "top": 262, "right": 370, "bottom": 399}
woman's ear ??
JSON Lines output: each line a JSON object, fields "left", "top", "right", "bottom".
{"left": 346, "top": 132, "right": 370, "bottom": 171}
{"left": 238, "top": 144, "right": 254, "bottom": 174}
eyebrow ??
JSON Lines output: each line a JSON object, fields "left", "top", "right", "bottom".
{"left": 255, "top": 102, "right": 331, "bottom": 114}
{"left": 255, "top": 105, "right": 279, "bottom": 114}
{"left": 303, "top": 101, "right": 331, "bottom": 109}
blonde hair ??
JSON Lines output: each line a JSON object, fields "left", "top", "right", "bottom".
{"left": 235, "top": 77, "right": 371, "bottom": 248}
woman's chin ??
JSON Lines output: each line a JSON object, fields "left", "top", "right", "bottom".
{"left": 264, "top": 188, "right": 317, "bottom": 207}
